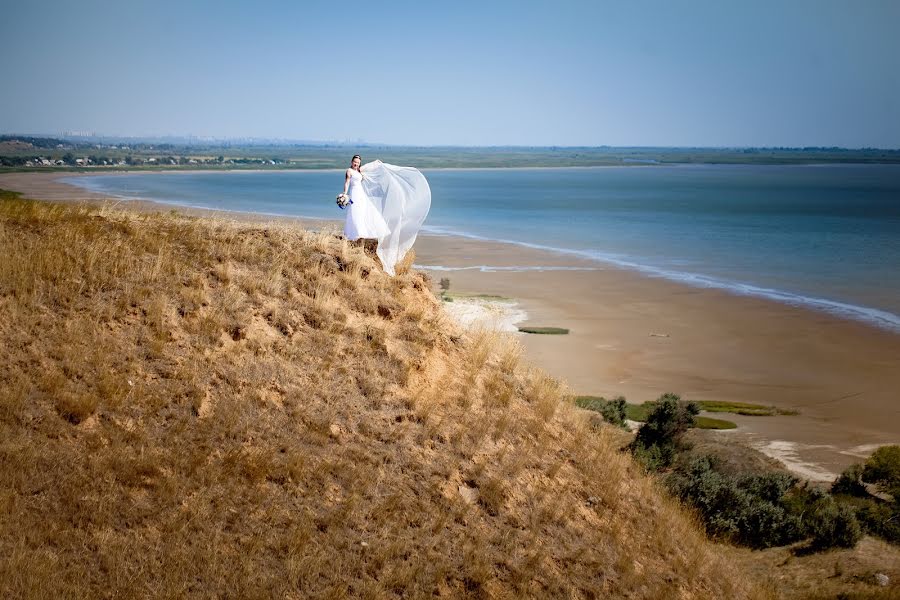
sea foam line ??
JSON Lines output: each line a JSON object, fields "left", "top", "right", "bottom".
{"left": 420, "top": 226, "right": 900, "bottom": 334}
{"left": 415, "top": 264, "right": 601, "bottom": 273}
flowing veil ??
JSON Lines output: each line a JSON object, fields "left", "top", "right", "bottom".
{"left": 360, "top": 161, "right": 431, "bottom": 276}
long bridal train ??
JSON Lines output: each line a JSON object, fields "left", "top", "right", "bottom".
{"left": 347, "top": 161, "right": 431, "bottom": 276}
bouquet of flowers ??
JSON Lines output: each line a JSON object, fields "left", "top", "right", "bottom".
{"left": 336, "top": 193, "right": 352, "bottom": 209}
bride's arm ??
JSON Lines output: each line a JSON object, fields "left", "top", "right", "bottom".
{"left": 342, "top": 168, "right": 351, "bottom": 194}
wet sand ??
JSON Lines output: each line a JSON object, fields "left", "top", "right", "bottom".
{"left": 4, "top": 171, "right": 899, "bottom": 479}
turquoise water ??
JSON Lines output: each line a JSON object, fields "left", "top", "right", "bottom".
{"left": 66, "top": 164, "right": 900, "bottom": 332}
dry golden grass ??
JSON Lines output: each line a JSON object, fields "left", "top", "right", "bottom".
{"left": 0, "top": 195, "right": 765, "bottom": 598}
{"left": 724, "top": 537, "right": 900, "bottom": 599}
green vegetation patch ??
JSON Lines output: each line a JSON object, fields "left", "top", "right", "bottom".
{"left": 831, "top": 445, "right": 900, "bottom": 545}
{"left": 694, "top": 400, "right": 798, "bottom": 416}
{"left": 575, "top": 395, "right": 736, "bottom": 430}
{"left": 574, "top": 396, "right": 605, "bottom": 412}
{"left": 624, "top": 402, "right": 650, "bottom": 422}
{"left": 669, "top": 457, "right": 862, "bottom": 550}
{"left": 694, "top": 416, "right": 738, "bottom": 430}
{"left": 518, "top": 326, "right": 569, "bottom": 335}
{"left": 574, "top": 395, "right": 650, "bottom": 424}
{"left": 575, "top": 396, "right": 629, "bottom": 429}
{"left": 443, "top": 292, "right": 511, "bottom": 302}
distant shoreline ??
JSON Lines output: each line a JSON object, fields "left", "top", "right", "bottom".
{"left": 4, "top": 138, "right": 900, "bottom": 173}
{"left": 4, "top": 160, "right": 900, "bottom": 175}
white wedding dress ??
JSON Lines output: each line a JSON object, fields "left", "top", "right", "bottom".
{"left": 344, "top": 169, "right": 390, "bottom": 240}
{"left": 343, "top": 161, "right": 431, "bottom": 276}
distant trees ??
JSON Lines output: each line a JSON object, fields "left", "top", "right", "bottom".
{"left": 0, "top": 135, "right": 70, "bottom": 148}
{"left": 88, "top": 155, "right": 113, "bottom": 165}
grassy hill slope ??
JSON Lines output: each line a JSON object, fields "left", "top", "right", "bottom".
{"left": 0, "top": 195, "right": 762, "bottom": 598}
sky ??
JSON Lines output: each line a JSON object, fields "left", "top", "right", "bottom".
{"left": 2, "top": 0, "right": 899, "bottom": 147}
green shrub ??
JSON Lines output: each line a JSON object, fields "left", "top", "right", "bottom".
{"left": 737, "top": 500, "right": 803, "bottom": 549}
{"left": 668, "top": 457, "right": 863, "bottom": 551}
{"left": 629, "top": 393, "right": 699, "bottom": 471}
{"left": 855, "top": 500, "right": 900, "bottom": 544}
{"left": 740, "top": 471, "right": 797, "bottom": 504}
{"left": 600, "top": 396, "right": 628, "bottom": 429}
{"left": 805, "top": 493, "right": 862, "bottom": 550}
{"left": 862, "top": 445, "right": 900, "bottom": 496}
{"left": 783, "top": 486, "right": 863, "bottom": 551}
{"left": 574, "top": 395, "right": 628, "bottom": 430}
{"left": 632, "top": 442, "right": 676, "bottom": 473}
{"left": 831, "top": 464, "right": 869, "bottom": 497}
{"left": 829, "top": 446, "right": 899, "bottom": 546}
{"left": 574, "top": 396, "right": 605, "bottom": 412}
{"left": 666, "top": 456, "right": 742, "bottom": 539}
{"left": 665, "top": 456, "right": 804, "bottom": 549}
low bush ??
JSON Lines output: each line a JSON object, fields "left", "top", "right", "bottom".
{"left": 862, "top": 445, "right": 900, "bottom": 497}
{"left": 666, "top": 456, "right": 803, "bottom": 549}
{"left": 668, "top": 457, "right": 862, "bottom": 550}
{"left": 600, "top": 396, "right": 628, "bottom": 429}
{"left": 629, "top": 393, "right": 699, "bottom": 471}
{"left": 785, "top": 486, "right": 862, "bottom": 550}
{"left": 830, "top": 445, "right": 900, "bottom": 546}
{"left": 831, "top": 463, "right": 869, "bottom": 497}
{"left": 574, "top": 395, "right": 628, "bottom": 429}
{"left": 855, "top": 500, "right": 900, "bottom": 544}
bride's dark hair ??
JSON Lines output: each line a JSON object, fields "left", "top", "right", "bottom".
{"left": 351, "top": 155, "right": 361, "bottom": 162}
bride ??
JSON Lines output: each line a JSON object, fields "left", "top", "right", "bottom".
{"left": 340, "top": 154, "right": 431, "bottom": 276}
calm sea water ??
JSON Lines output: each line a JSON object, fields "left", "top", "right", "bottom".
{"left": 66, "top": 164, "right": 900, "bottom": 332}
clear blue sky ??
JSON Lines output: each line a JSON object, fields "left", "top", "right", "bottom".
{"left": 2, "top": 0, "right": 898, "bottom": 147}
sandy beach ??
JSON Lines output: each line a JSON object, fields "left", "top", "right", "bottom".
{"left": 3, "top": 171, "right": 899, "bottom": 480}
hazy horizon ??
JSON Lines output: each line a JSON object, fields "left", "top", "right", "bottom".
{"left": 4, "top": 133, "right": 898, "bottom": 152}
{"left": 2, "top": 0, "right": 899, "bottom": 148}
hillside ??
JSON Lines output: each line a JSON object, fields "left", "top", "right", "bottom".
{"left": 0, "top": 194, "right": 762, "bottom": 598}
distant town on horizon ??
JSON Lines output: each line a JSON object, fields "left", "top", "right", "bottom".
{"left": 2, "top": 133, "right": 900, "bottom": 152}
{"left": 2, "top": 133, "right": 899, "bottom": 171}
